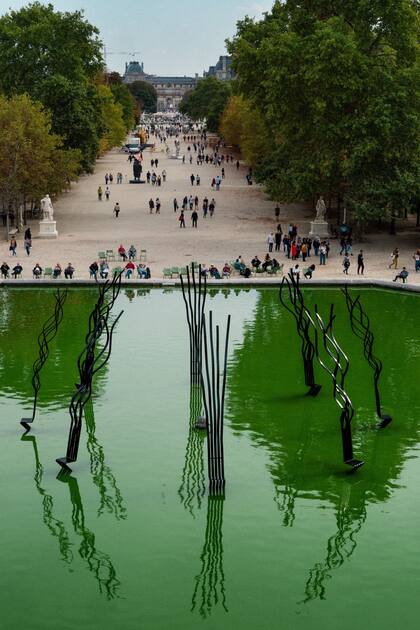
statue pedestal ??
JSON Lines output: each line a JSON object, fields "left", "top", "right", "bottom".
{"left": 129, "top": 179, "right": 145, "bottom": 185}
{"left": 309, "top": 220, "right": 330, "bottom": 239}
{"left": 38, "top": 219, "right": 58, "bottom": 239}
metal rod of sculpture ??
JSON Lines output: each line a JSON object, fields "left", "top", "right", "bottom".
{"left": 180, "top": 263, "right": 207, "bottom": 389}
{"left": 20, "top": 289, "right": 68, "bottom": 433}
{"left": 56, "top": 273, "right": 123, "bottom": 472}
{"left": 279, "top": 274, "right": 321, "bottom": 396}
{"left": 312, "top": 305, "right": 364, "bottom": 470}
{"left": 201, "top": 311, "right": 231, "bottom": 496}
{"left": 342, "top": 286, "right": 392, "bottom": 428}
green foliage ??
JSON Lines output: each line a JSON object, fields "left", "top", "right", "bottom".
{"left": 128, "top": 80, "right": 157, "bottom": 114}
{"left": 179, "top": 76, "right": 232, "bottom": 132}
{"left": 220, "top": 95, "right": 270, "bottom": 165}
{"left": 110, "top": 83, "right": 136, "bottom": 130}
{"left": 0, "top": 2, "right": 104, "bottom": 171}
{"left": 228, "top": 0, "right": 420, "bottom": 223}
{"left": 97, "top": 85, "right": 126, "bottom": 153}
{"left": 0, "top": 93, "right": 81, "bottom": 214}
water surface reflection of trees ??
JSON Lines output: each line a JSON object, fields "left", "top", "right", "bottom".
{"left": 227, "top": 288, "right": 420, "bottom": 602}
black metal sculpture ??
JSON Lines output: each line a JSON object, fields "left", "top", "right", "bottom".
{"left": 342, "top": 286, "right": 392, "bottom": 428}
{"left": 57, "top": 470, "right": 121, "bottom": 599}
{"left": 57, "top": 274, "right": 123, "bottom": 472}
{"left": 21, "top": 289, "right": 67, "bottom": 433}
{"left": 180, "top": 264, "right": 207, "bottom": 392}
{"left": 201, "top": 311, "right": 231, "bottom": 496}
{"left": 191, "top": 496, "right": 228, "bottom": 618}
{"left": 279, "top": 275, "right": 321, "bottom": 396}
{"left": 313, "top": 305, "right": 364, "bottom": 470}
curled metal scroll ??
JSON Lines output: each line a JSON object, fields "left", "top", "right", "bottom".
{"left": 201, "top": 311, "right": 231, "bottom": 496}
{"left": 180, "top": 263, "right": 207, "bottom": 390}
{"left": 279, "top": 274, "right": 321, "bottom": 396}
{"left": 342, "top": 286, "right": 392, "bottom": 428}
{"left": 56, "top": 273, "right": 123, "bottom": 472}
{"left": 313, "top": 305, "right": 364, "bottom": 470}
{"left": 21, "top": 289, "right": 68, "bottom": 433}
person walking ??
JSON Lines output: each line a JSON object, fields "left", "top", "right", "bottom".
{"left": 105, "top": 186, "right": 110, "bottom": 201}
{"left": 343, "top": 254, "right": 350, "bottom": 274}
{"left": 179, "top": 210, "right": 186, "bottom": 228}
{"left": 267, "top": 232, "right": 275, "bottom": 253}
{"left": 357, "top": 250, "right": 364, "bottom": 275}
{"left": 319, "top": 242, "right": 327, "bottom": 265}
{"left": 155, "top": 198, "right": 161, "bottom": 214}
{"left": 9, "top": 237, "right": 17, "bottom": 256}
{"left": 98, "top": 186, "right": 103, "bottom": 201}
{"left": 209, "top": 199, "right": 216, "bottom": 218}
{"left": 149, "top": 198, "right": 155, "bottom": 214}
{"left": 389, "top": 247, "right": 399, "bottom": 269}
{"left": 190, "top": 173, "right": 195, "bottom": 186}
{"left": 24, "top": 236, "right": 32, "bottom": 256}
{"left": 173, "top": 198, "right": 179, "bottom": 213}
{"left": 113, "top": 202, "right": 120, "bottom": 218}
{"left": 191, "top": 210, "right": 198, "bottom": 228}
{"left": 275, "top": 230, "right": 282, "bottom": 252}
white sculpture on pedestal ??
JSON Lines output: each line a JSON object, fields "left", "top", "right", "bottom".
{"left": 315, "top": 196, "right": 327, "bottom": 221}
{"left": 309, "top": 196, "right": 330, "bottom": 239}
{"left": 39, "top": 194, "right": 58, "bottom": 238}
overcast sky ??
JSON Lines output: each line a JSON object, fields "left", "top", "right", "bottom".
{"left": 0, "top": 0, "right": 274, "bottom": 75}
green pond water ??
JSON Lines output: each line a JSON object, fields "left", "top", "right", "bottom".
{"left": 0, "top": 286, "right": 419, "bottom": 629}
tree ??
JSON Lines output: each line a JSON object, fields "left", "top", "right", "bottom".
{"left": 110, "top": 83, "right": 136, "bottom": 130}
{"left": 0, "top": 94, "right": 81, "bottom": 236}
{"left": 128, "top": 80, "right": 157, "bottom": 114}
{"left": 96, "top": 85, "right": 127, "bottom": 153}
{"left": 220, "top": 95, "right": 270, "bottom": 166}
{"left": 228, "top": 0, "right": 420, "bottom": 225}
{"left": 179, "top": 76, "right": 232, "bottom": 132}
{"left": 0, "top": 2, "right": 104, "bottom": 171}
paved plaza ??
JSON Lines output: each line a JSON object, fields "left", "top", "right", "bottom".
{"left": 1, "top": 134, "right": 420, "bottom": 284}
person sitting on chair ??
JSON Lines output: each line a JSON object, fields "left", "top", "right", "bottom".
{"left": 251, "top": 255, "right": 261, "bottom": 269}
{"left": 118, "top": 244, "right": 127, "bottom": 261}
{"left": 125, "top": 261, "right": 135, "bottom": 278}
{"left": 233, "top": 256, "right": 246, "bottom": 273}
{"left": 128, "top": 245, "right": 137, "bottom": 261}
{"left": 262, "top": 254, "right": 272, "bottom": 272}
{"left": 137, "top": 263, "right": 148, "bottom": 278}
{"left": 32, "top": 263, "right": 42, "bottom": 279}
{"left": 303, "top": 264, "right": 316, "bottom": 279}
{"left": 290, "top": 264, "right": 300, "bottom": 280}
{"left": 12, "top": 263, "right": 23, "bottom": 278}
{"left": 1, "top": 262, "right": 10, "bottom": 278}
{"left": 222, "top": 263, "right": 231, "bottom": 278}
{"left": 89, "top": 261, "right": 98, "bottom": 279}
{"left": 53, "top": 263, "right": 62, "bottom": 278}
{"left": 64, "top": 263, "right": 75, "bottom": 279}
{"left": 99, "top": 261, "right": 109, "bottom": 279}
{"left": 271, "top": 258, "right": 280, "bottom": 270}
{"left": 240, "top": 266, "right": 252, "bottom": 278}
{"left": 209, "top": 264, "right": 221, "bottom": 279}
{"left": 393, "top": 267, "right": 409, "bottom": 283}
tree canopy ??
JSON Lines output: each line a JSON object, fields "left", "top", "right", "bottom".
{"left": 227, "top": 0, "right": 420, "bottom": 223}
{"left": 0, "top": 93, "right": 81, "bottom": 231}
{"left": 128, "top": 80, "right": 158, "bottom": 114}
{"left": 179, "top": 76, "right": 232, "bottom": 132}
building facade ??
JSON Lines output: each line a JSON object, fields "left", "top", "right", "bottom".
{"left": 204, "top": 56, "right": 234, "bottom": 81}
{"left": 123, "top": 61, "right": 197, "bottom": 111}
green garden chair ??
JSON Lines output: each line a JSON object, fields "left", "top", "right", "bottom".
{"left": 98, "top": 251, "right": 106, "bottom": 260}
{"left": 44, "top": 267, "right": 53, "bottom": 278}
{"left": 112, "top": 267, "right": 123, "bottom": 277}
{"left": 170, "top": 266, "right": 180, "bottom": 278}
{"left": 106, "top": 249, "right": 115, "bottom": 261}
{"left": 139, "top": 249, "right": 147, "bottom": 262}
{"left": 163, "top": 268, "right": 172, "bottom": 279}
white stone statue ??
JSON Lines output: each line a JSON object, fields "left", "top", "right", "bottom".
{"left": 315, "top": 196, "right": 327, "bottom": 222}
{"left": 41, "top": 194, "right": 54, "bottom": 221}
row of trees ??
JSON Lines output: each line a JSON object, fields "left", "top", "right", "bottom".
{"left": 182, "top": 0, "right": 420, "bottom": 226}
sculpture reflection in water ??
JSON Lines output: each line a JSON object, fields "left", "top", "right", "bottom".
{"left": 22, "top": 434, "right": 73, "bottom": 564}
{"left": 303, "top": 484, "right": 367, "bottom": 603}
{"left": 178, "top": 384, "right": 206, "bottom": 515}
{"left": 21, "top": 289, "right": 67, "bottom": 433}
{"left": 342, "top": 286, "right": 392, "bottom": 428}
{"left": 191, "top": 496, "right": 228, "bottom": 618}
{"left": 57, "top": 470, "right": 121, "bottom": 599}
{"left": 57, "top": 274, "right": 123, "bottom": 472}
{"left": 279, "top": 275, "right": 321, "bottom": 396}
{"left": 84, "top": 398, "right": 127, "bottom": 520}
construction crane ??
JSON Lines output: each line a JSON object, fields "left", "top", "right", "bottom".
{"left": 103, "top": 47, "right": 141, "bottom": 66}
